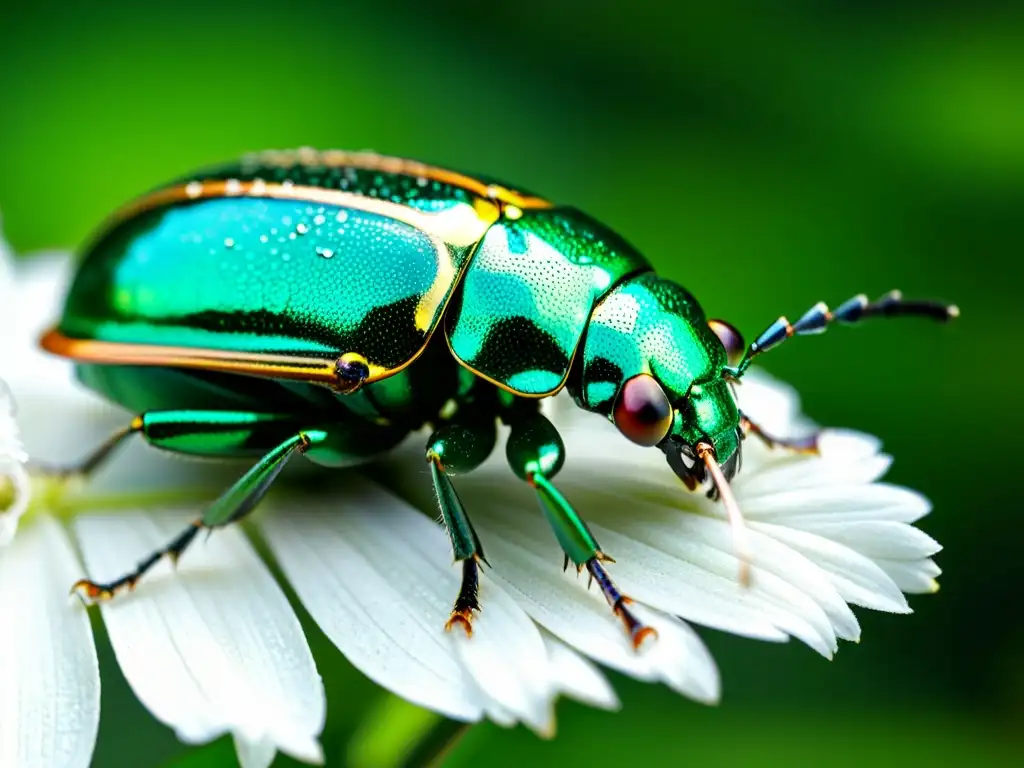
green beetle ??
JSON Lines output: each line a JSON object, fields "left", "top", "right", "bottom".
{"left": 41, "top": 148, "right": 956, "bottom": 647}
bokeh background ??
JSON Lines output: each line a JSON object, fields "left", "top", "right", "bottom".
{"left": 1, "top": 1, "right": 1021, "bottom": 766}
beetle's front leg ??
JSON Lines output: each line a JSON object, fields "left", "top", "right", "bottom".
{"left": 504, "top": 406, "right": 657, "bottom": 650}
{"left": 426, "top": 414, "right": 496, "bottom": 635}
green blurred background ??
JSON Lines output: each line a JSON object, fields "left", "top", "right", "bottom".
{"left": 1, "top": 1, "right": 1021, "bottom": 765}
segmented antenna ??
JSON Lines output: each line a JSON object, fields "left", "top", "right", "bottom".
{"left": 729, "top": 290, "right": 958, "bottom": 377}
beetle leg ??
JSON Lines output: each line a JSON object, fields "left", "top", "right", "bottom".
{"left": 29, "top": 418, "right": 142, "bottom": 479}
{"left": 33, "top": 409, "right": 314, "bottom": 480}
{"left": 506, "top": 409, "right": 657, "bottom": 651}
{"left": 72, "top": 428, "right": 327, "bottom": 602}
{"left": 740, "top": 412, "right": 820, "bottom": 454}
{"left": 728, "top": 290, "right": 958, "bottom": 377}
{"left": 426, "top": 415, "right": 496, "bottom": 635}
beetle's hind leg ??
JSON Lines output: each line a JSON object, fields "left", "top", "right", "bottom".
{"left": 72, "top": 422, "right": 328, "bottom": 602}
{"left": 504, "top": 405, "right": 657, "bottom": 651}
{"left": 30, "top": 418, "right": 143, "bottom": 480}
{"left": 425, "top": 412, "right": 496, "bottom": 635}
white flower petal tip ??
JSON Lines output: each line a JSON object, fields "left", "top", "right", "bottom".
{"left": 542, "top": 633, "right": 620, "bottom": 712}
{"left": 0, "top": 515, "right": 100, "bottom": 768}
{"left": 72, "top": 509, "right": 325, "bottom": 765}
{"left": 448, "top": 572, "right": 557, "bottom": 737}
{"left": 261, "top": 486, "right": 487, "bottom": 724}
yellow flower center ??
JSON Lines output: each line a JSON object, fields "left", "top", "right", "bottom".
{"left": 0, "top": 473, "right": 15, "bottom": 513}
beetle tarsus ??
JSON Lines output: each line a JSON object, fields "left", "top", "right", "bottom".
{"left": 586, "top": 557, "right": 657, "bottom": 651}
{"left": 445, "top": 557, "right": 481, "bottom": 636}
{"left": 72, "top": 522, "right": 202, "bottom": 605}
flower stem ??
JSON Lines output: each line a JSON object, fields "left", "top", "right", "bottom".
{"left": 347, "top": 695, "right": 473, "bottom": 768}
{"left": 404, "top": 717, "right": 471, "bottom": 767}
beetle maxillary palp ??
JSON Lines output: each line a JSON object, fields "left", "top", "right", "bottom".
{"left": 696, "top": 442, "right": 753, "bottom": 587}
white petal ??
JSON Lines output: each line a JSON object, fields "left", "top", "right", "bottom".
{"left": 72, "top": 508, "right": 325, "bottom": 765}
{"left": 591, "top": 506, "right": 860, "bottom": 647}
{"left": 0, "top": 516, "right": 99, "bottom": 768}
{"left": 735, "top": 436, "right": 891, "bottom": 498}
{"left": 752, "top": 521, "right": 910, "bottom": 613}
{"left": 875, "top": 558, "right": 941, "bottom": 594}
{"left": 541, "top": 633, "right": 620, "bottom": 711}
{"left": 740, "top": 484, "right": 932, "bottom": 526}
{"left": 464, "top": 480, "right": 840, "bottom": 655}
{"left": 0, "top": 379, "right": 30, "bottom": 545}
{"left": 450, "top": 575, "right": 556, "bottom": 735}
{"left": 0, "top": 256, "right": 124, "bottom": 463}
{"left": 796, "top": 520, "right": 941, "bottom": 560}
{"left": 233, "top": 735, "right": 278, "bottom": 768}
{"left": 732, "top": 369, "right": 816, "bottom": 437}
{"left": 469, "top": 523, "right": 720, "bottom": 702}
{"left": 260, "top": 480, "right": 484, "bottom": 723}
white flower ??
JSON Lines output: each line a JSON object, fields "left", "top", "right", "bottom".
{"left": 0, "top": 228, "right": 941, "bottom": 767}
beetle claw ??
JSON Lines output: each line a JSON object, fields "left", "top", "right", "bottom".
{"left": 445, "top": 558, "right": 481, "bottom": 636}
{"left": 71, "top": 578, "right": 119, "bottom": 603}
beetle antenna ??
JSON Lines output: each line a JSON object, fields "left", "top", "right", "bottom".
{"left": 695, "top": 442, "right": 752, "bottom": 587}
{"left": 729, "top": 290, "right": 958, "bottom": 377}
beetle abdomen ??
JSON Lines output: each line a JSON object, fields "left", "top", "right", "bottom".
{"left": 446, "top": 207, "right": 651, "bottom": 396}
{"left": 52, "top": 179, "right": 498, "bottom": 383}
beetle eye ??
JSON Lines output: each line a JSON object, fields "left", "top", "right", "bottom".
{"left": 708, "top": 319, "right": 746, "bottom": 366}
{"left": 613, "top": 374, "right": 673, "bottom": 446}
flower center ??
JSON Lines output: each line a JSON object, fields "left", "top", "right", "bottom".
{"left": 0, "top": 473, "right": 15, "bottom": 512}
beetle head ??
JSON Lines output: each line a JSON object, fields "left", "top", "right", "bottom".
{"left": 571, "top": 273, "right": 742, "bottom": 486}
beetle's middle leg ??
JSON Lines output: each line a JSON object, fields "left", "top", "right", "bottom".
{"left": 72, "top": 410, "right": 328, "bottom": 601}
{"left": 425, "top": 411, "right": 496, "bottom": 635}
{"left": 503, "top": 404, "right": 657, "bottom": 650}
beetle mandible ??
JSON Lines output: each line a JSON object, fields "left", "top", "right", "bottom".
{"left": 39, "top": 148, "right": 957, "bottom": 647}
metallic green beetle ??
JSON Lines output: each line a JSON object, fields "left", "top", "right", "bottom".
{"left": 41, "top": 148, "right": 957, "bottom": 647}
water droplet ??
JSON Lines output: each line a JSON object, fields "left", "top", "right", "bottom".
{"left": 224, "top": 238, "right": 236, "bottom": 249}
{"left": 313, "top": 214, "right": 326, "bottom": 226}
{"left": 288, "top": 232, "right": 297, "bottom": 240}
{"left": 225, "top": 178, "right": 242, "bottom": 195}
{"left": 259, "top": 234, "right": 269, "bottom": 243}
{"left": 335, "top": 210, "right": 349, "bottom": 223}
{"left": 251, "top": 178, "right": 267, "bottom": 195}
{"left": 296, "top": 222, "right": 309, "bottom": 235}
{"left": 281, "top": 179, "right": 295, "bottom": 189}
{"left": 416, "top": 176, "right": 428, "bottom": 187}
{"left": 316, "top": 247, "right": 335, "bottom": 259}
{"left": 185, "top": 182, "right": 203, "bottom": 198}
